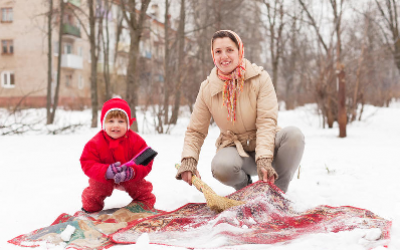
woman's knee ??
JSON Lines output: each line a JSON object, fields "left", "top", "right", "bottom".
{"left": 279, "top": 126, "right": 305, "bottom": 147}
{"left": 211, "top": 147, "right": 242, "bottom": 182}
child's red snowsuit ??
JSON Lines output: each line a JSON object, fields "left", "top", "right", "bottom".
{"left": 80, "top": 130, "right": 156, "bottom": 212}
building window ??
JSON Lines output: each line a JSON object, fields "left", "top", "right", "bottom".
{"left": 64, "top": 43, "right": 72, "bottom": 54}
{"left": 2, "top": 40, "right": 13, "bottom": 54}
{"left": 1, "top": 71, "right": 15, "bottom": 88}
{"left": 78, "top": 46, "right": 83, "bottom": 57}
{"left": 78, "top": 74, "right": 84, "bottom": 89}
{"left": 65, "top": 74, "right": 72, "bottom": 87}
{"left": 1, "top": 8, "right": 13, "bottom": 22}
{"left": 54, "top": 41, "right": 59, "bottom": 55}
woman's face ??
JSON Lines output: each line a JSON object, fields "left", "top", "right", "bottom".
{"left": 212, "top": 37, "right": 239, "bottom": 74}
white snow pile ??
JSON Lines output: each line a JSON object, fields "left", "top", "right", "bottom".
{"left": 60, "top": 225, "right": 76, "bottom": 242}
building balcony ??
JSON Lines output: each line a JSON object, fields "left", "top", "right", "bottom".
{"left": 61, "top": 54, "right": 83, "bottom": 69}
{"left": 62, "top": 24, "right": 81, "bottom": 38}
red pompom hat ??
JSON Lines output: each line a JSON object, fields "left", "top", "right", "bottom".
{"left": 100, "top": 97, "right": 136, "bottom": 130}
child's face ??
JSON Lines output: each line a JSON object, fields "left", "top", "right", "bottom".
{"left": 104, "top": 116, "right": 127, "bottom": 139}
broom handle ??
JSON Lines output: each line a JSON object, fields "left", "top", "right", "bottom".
{"left": 175, "top": 164, "right": 214, "bottom": 194}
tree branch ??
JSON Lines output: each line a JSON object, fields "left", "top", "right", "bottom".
{"left": 298, "top": 0, "right": 329, "bottom": 53}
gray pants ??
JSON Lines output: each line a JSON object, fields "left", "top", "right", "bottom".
{"left": 211, "top": 126, "right": 305, "bottom": 192}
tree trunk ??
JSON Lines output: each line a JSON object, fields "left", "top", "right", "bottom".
{"left": 114, "top": 15, "right": 123, "bottom": 65}
{"left": 122, "top": 0, "right": 151, "bottom": 132}
{"left": 88, "top": 0, "right": 99, "bottom": 128}
{"left": 103, "top": 0, "right": 111, "bottom": 101}
{"left": 126, "top": 34, "right": 139, "bottom": 132}
{"left": 46, "top": 0, "right": 53, "bottom": 124}
{"left": 326, "top": 98, "right": 335, "bottom": 128}
{"left": 333, "top": 0, "right": 346, "bottom": 138}
{"left": 393, "top": 35, "right": 400, "bottom": 72}
{"left": 272, "top": 59, "right": 278, "bottom": 91}
{"left": 163, "top": 0, "right": 170, "bottom": 124}
{"left": 49, "top": 0, "right": 64, "bottom": 124}
{"left": 337, "top": 67, "right": 347, "bottom": 137}
{"left": 351, "top": 28, "right": 366, "bottom": 122}
{"left": 169, "top": 0, "right": 185, "bottom": 124}
{"left": 284, "top": 17, "right": 297, "bottom": 110}
{"left": 264, "top": 0, "right": 284, "bottom": 92}
{"left": 358, "top": 93, "right": 364, "bottom": 121}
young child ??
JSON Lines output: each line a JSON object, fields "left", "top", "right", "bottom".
{"left": 80, "top": 97, "right": 156, "bottom": 213}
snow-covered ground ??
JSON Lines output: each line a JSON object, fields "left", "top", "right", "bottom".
{"left": 1, "top": 102, "right": 399, "bottom": 250}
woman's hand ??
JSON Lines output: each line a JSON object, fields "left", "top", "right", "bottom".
{"left": 257, "top": 158, "right": 278, "bottom": 184}
{"left": 260, "top": 168, "right": 276, "bottom": 184}
{"left": 181, "top": 170, "right": 201, "bottom": 186}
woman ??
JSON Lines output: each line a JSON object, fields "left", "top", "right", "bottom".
{"left": 176, "top": 30, "right": 305, "bottom": 193}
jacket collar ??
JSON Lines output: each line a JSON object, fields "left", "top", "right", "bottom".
{"left": 209, "top": 59, "right": 262, "bottom": 96}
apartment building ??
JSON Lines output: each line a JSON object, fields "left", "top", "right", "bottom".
{"left": 0, "top": 0, "right": 190, "bottom": 109}
{"left": 0, "top": 0, "right": 91, "bottom": 109}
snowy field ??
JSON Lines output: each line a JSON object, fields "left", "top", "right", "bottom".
{"left": 1, "top": 102, "right": 399, "bottom": 250}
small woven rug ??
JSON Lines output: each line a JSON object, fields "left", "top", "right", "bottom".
{"left": 8, "top": 202, "right": 162, "bottom": 250}
{"left": 111, "top": 181, "right": 391, "bottom": 249}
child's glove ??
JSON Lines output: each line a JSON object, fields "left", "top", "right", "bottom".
{"left": 114, "top": 164, "right": 135, "bottom": 184}
{"left": 106, "top": 162, "right": 122, "bottom": 179}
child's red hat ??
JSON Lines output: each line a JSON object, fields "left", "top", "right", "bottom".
{"left": 100, "top": 97, "right": 136, "bottom": 130}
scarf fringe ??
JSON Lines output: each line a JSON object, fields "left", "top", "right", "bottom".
{"left": 221, "top": 62, "right": 245, "bottom": 123}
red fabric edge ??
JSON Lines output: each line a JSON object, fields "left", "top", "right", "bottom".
{"left": 8, "top": 236, "right": 41, "bottom": 248}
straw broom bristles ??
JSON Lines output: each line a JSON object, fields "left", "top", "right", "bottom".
{"left": 175, "top": 164, "right": 245, "bottom": 213}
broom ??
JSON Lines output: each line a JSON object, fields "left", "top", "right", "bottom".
{"left": 175, "top": 163, "right": 245, "bottom": 213}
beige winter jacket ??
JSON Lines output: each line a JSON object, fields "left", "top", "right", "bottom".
{"left": 181, "top": 59, "right": 279, "bottom": 164}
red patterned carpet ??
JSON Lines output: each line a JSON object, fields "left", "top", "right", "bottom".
{"left": 9, "top": 181, "right": 391, "bottom": 249}
{"left": 111, "top": 181, "right": 391, "bottom": 248}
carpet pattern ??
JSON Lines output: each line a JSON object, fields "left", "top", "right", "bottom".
{"left": 9, "top": 181, "right": 391, "bottom": 249}
{"left": 111, "top": 181, "right": 391, "bottom": 249}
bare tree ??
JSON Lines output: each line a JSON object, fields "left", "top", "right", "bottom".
{"left": 261, "top": 0, "right": 286, "bottom": 89}
{"left": 67, "top": 0, "right": 101, "bottom": 127}
{"left": 46, "top": 0, "right": 53, "bottom": 124}
{"left": 298, "top": 0, "right": 347, "bottom": 137}
{"left": 169, "top": 0, "right": 186, "bottom": 125}
{"left": 375, "top": 0, "right": 400, "bottom": 72}
{"left": 281, "top": 7, "right": 302, "bottom": 110}
{"left": 121, "top": 0, "right": 151, "bottom": 132}
{"left": 298, "top": 0, "right": 336, "bottom": 128}
{"left": 162, "top": 0, "right": 171, "bottom": 125}
{"left": 48, "top": 0, "right": 65, "bottom": 124}
{"left": 331, "top": 0, "right": 347, "bottom": 138}
{"left": 100, "top": 0, "right": 112, "bottom": 101}
{"left": 88, "top": 0, "right": 99, "bottom": 128}
{"left": 349, "top": 16, "right": 369, "bottom": 122}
